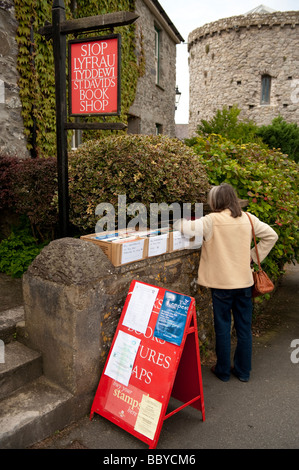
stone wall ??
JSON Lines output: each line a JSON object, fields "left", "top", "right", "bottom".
{"left": 22, "top": 238, "right": 213, "bottom": 403}
{"left": 0, "top": 0, "right": 29, "bottom": 158}
{"left": 188, "top": 11, "right": 299, "bottom": 137}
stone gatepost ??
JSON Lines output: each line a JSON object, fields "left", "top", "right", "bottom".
{"left": 23, "top": 237, "right": 213, "bottom": 406}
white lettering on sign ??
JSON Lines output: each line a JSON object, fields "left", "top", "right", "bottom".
{"left": 80, "top": 41, "right": 108, "bottom": 56}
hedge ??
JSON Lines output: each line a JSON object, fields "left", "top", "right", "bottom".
{"left": 0, "top": 155, "right": 58, "bottom": 240}
{"left": 257, "top": 116, "right": 299, "bottom": 163}
{"left": 2, "top": 133, "right": 297, "bottom": 284}
{"left": 0, "top": 136, "right": 210, "bottom": 275}
{"left": 187, "top": 134, "right": 299, "bottom": 282}
{"left": 67, "top": 134, "right": 211, "bottom": 232}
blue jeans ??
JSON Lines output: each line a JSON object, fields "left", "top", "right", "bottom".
{"left": 211, "top": 287, "right": 253, "bottom": 381}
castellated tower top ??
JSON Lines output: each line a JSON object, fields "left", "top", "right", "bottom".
{"left": 188, "top": 10, "right": 299, "bottom": 51}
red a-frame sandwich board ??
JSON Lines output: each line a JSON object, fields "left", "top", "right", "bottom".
{"left": 90, "top": 280, "right": 205, "bottom": 449}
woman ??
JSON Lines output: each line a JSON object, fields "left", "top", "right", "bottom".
{"left": 173, "top": 183, "right": 278, "bottom": 382}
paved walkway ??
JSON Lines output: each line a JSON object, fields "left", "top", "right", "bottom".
{"left": 25, "top": 263, "right": 299, "bottom": 451}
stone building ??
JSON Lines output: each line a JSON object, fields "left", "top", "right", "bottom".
{"left": 0, "top": 0, "right": 29, "bottom": 158}
{"left": 0, "top": 0, "right": 183, "bottom": 158}
{"left": 188, "top": 6, "right": 299, "bottom": 137}
{"left": 128, "top": 0, "right": 184, "bottom": 136}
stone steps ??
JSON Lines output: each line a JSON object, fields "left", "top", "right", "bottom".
{"left": 0, "top": 341, "right": 42, "bottom": 400}
{"left": 0, "top": 375, "right": 73, "bottom": 449}
{"left": 0, "top": 306, "right": 75, "bottom": 449}
{"left": 0, "top": 306, "right": 25, "bottom": 344}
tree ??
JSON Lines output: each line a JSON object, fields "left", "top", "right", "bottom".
{"left": 195, "top": 105, "right": 260, "bottom": 144}
{"left": 257, "top": 116, "right": 299, "bottom": 163}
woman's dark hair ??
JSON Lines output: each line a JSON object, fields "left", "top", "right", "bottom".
{"left": 207, "top": 183, "right": 242, "bottom": 218}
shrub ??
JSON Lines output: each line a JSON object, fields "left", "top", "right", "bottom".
{"left": 257, "top": 116, "right": 299, "bottom": 163}
{"left": 0, "top": 154, "right": 58, "bottom": 241}
{"left": 187, "top": 134, "right": 299, "bottom": 281}
{"left": 68, "top": 134, "right": 211, "bottom": 232}
{"left": 0, "top": 155, "right": 19, "bottom": 210}
{"left": 193, "top": 105, "right": 261, "bottom": 145}
{"left": 193, "top": 107, "right": 299, "bottom": 163}
{"left": 0, "top": 217, "right": 47, "bottom": 278}
{"left": 12, "top": 157, "right": 58, "bottom": 240}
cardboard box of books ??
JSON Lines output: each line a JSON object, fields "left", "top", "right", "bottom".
{"left": 111, "top": 236, "right": 149, "bottom": 266}
{"left": 80, "top": 228, "right": 171, "bottom": 266}
{"left": 137, "top": 229, "right": 170, "bottom": 258}
{"left": 168, "top": 230, "right": 202, "bottom": 252}
{"left": 80, "top": 229, "right": 146, "bottom": 266}
{"left": 81, "top": 226, "right": 203, "bottom": 265}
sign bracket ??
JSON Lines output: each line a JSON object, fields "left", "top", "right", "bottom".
{"left": 38, "top": 1, "right": 138, "bottom": 237}
{"left": 64, "top": 122, "right": 126, "bottom": 130}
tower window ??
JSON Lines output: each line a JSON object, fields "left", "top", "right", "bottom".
{"left": 261, "top": 74, "right": 271, "bottom": 105}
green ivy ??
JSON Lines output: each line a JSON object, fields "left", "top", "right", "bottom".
{"left": 14, "top": 0, "right": 139, "bottom": 157}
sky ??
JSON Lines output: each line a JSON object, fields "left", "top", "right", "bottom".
{"left": 158, "top": 0, "right": 299, "bottom": 124}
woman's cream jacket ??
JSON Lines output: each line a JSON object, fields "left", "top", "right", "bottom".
{"left": 173, "top": 210, "right": 278, "bottom": 289}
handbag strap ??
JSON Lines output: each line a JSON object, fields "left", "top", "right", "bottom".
{"left": 245, "top": 212, "right": 261, "bottom": 269}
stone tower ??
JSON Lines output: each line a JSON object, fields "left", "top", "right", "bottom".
{"left": 188, "top": 6, "right": 299, "bottom": 136}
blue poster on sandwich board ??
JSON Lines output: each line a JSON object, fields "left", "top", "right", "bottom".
{"left": 154, "top": 291, "right": 191, "bottom": 346}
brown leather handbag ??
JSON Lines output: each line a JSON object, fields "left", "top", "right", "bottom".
{"left": 246, "top": 213, "right": 274, "bottom": 297}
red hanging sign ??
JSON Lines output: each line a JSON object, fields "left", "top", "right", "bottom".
{"left": 68, "top": 34, "right": 121, "bottom": 116}
{"left": 90, "top": 280, "right": 205, "bottom": 449}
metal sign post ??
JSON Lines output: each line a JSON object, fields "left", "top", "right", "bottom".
{"left": 52, "top": 0, "right": 68, "bottom": 238}
{"left": 39, "top": 0, "right": 138, "bottom": 237}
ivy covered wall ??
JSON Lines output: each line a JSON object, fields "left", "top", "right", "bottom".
{"left": 14, "top": 0, "right": 139, "bottom": 157}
